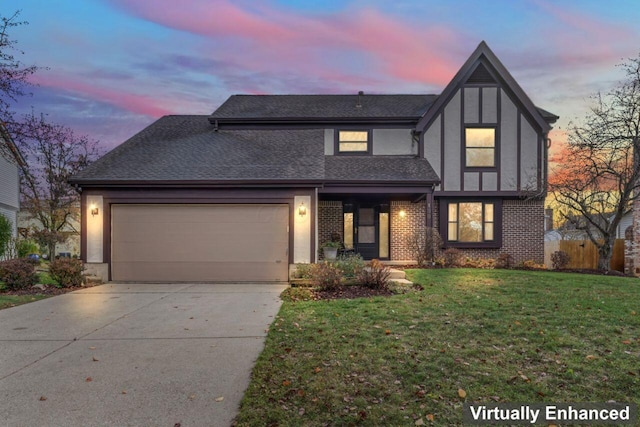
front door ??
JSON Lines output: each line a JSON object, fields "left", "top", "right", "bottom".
{"left": 344, "top": 204, "right": 389, "bottom": 260}
{"left": 356, "top": 206, "right": 378, "bottom": 259}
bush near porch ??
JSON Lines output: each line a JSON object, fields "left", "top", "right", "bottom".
{"left": 235, "top": 269, "right": 639, "bottom": 426}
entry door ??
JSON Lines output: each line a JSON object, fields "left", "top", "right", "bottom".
{"left": 356, "top": 206, "right": 378, "bottom": 259}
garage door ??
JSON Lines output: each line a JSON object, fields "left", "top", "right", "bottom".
{"left": 111, "top": 204, "right": 289, "bottom": 282}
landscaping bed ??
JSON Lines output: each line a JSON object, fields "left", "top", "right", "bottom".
{"left": 234, "top": 268, "right": 640, "bottom": 426}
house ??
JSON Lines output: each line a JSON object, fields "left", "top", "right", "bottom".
{"left": 70, "top": 42, "right": 558, "bottom": 282}
{"left": 17, "top": 204, "right": 81, "bottom": 258}
{"left": 0, "top": 123, "right": 26, "bottom": 248}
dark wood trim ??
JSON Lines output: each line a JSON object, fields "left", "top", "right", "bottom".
{"left": 517, "top": 112, "right": 522, "bottom": 191}
{"left": 497, "top": 88, "right": 502, "bottom": 191}
{"left": 434, "top": 191, "right": 543, "bottom": 198}
{"left": 418, "top": 131, "right": 424, "bottom": 159}
{"left": 537, "top": 134, "right": 542, "bottom": 192}
{"left": 479, "top": 87, "right": 484, "bottom": 124}
{"left": 479, "top": 172, "right": 483, "bottom": 191}
{"left": 460, "top": 87, "right": 465, "bottom": 191}
{"left": 212, "top": 117, "right": 419, "bottom": 128}
{"left": 334, "top": 128, "right": 372, "bottom": 156}
{"left": 320, "top": 186, "right": 434, "bottom": 194}
{"left": 440, "top": 110, "right": 445, "bottom": 190}
{"left": 72, "top": 180, "right": 323, "bottom": 188}
{"left": 80, "top": 194, "right": 87, "bottom": 263}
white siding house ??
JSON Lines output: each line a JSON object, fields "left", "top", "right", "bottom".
{"left": 0, "top": 124, "right": 25, "bottom": 243}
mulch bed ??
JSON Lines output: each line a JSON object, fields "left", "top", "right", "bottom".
{"left": 1, "top": 285, "right": 86, "bottom": 296}
{"left": 314, "top": 285, "right": 394, "bottom": 300}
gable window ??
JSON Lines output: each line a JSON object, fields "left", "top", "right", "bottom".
{"left": 444, "top": 200, "right": 499, "bottom": 247}
{"left": 465, "top": 128, "right": 495, "bottom": 167}
{"left": 337, "top": 130, "right": 370, "bottom": 153}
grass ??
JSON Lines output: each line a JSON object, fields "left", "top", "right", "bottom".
{"left": 0, "top": 294, "right": 50, "bottom": 310}
{"left": 235, "top": 269, "right": 640, "bottom": 426}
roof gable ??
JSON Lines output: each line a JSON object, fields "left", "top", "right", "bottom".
{"left": 416, "top": 41, "right": 555, "bottom": 133}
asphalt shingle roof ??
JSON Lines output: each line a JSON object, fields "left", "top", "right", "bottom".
{"left": 210, "top": 94, "right": 438, "bottom": 120}
{"left": 325, "top": 156, "right": 439, "bottom": 182}
{"left": 71, "top": 115, "right": 440, "bottom": 185}
{"left": 71, "top": 116, "right": 325, "bottom": 183}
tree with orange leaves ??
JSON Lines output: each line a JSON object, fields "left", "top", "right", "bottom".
{"left": 549, "top": 53, "right": 640, "bottom": 271}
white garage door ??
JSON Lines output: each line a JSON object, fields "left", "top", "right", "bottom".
{"left": 111, "top": 204, "right": 289, "bottom": 282}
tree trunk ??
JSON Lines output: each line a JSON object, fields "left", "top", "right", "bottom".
{"left": 597, "top": 236, "right": 616, "bottom": 272}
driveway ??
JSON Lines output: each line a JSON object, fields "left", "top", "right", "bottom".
{"left": 0, "top": 283, "right": 288, "bottom": 427}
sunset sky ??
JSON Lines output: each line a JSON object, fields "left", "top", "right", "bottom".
{"left": 7, "top": 0, "right": 640, "bottom": 152}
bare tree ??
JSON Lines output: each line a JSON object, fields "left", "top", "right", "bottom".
{"left": 0, "top": 10, "right": 39, "bottom": 125}
{"left": 13, "top": 112, "right": 100, "bottom": 260}
{"left": 549, "top": 53, "right": 640, "bottom": 271}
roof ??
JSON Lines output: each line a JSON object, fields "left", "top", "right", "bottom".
{"left": 325, "top": 156, "right": 438, "bottom": 182}
{"left": 417, "top": 41, "right": 556, "bottom": 133}
{"left": 210, "top": 94, "right": 437, "bottom": 121}
{"left": 70, "top": 115, "right": 439, "bottom": 186}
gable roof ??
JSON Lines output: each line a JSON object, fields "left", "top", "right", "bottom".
{"left": 416, "top": 41, "right": 556, "bottom": 133}
{"left": 70, "top": 115, "right": 439, "bottom": 186}
{"left": 0, "top": 122, "right": 26, "bottom": 168}
{"left": 210, "top": 94, "right": 437, "bottom": 123}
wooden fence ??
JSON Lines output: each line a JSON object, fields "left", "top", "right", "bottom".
{"left": 544, "top": 239, "right": 625, "bottom": 271}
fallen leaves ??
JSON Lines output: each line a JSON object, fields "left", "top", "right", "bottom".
{"left": 39, "top": 396, "right": 47, "bottom": 401}
{"left": 457, "top": 388, "right": 467, "bottom": 399}
{"left": 215, "top": 396, "right": 224, "bottom": 402}
{"left": 426, "top": 414, "right": 435, "bottom": 422}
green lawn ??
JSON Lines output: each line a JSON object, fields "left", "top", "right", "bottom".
{"left": 235, "top": 269, "right": 640, "bottom": 426}
{"left": 0, "top": 294, "right": 50, "bottom": 310}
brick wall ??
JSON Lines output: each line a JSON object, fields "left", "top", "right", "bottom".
{"left": 391, "top": 200, "right": 425, "bottom": 261}
{"left": 434, "top": 198, "right": 545, "bottom": 264}
{"left": 318, "top": 201, "right": 343, "bottom": 247}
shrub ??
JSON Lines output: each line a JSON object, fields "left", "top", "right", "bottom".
{"left": 462, "top": 257, "right": 495, "bottom": 269}
{"left": 293, "top": 263, "right": 313, "bottom": 279}
{"left": 551, "top": 250, "right": 571, "bottom": 270}
{"left": 443, "top": 248, "right": 463, "bottom": 268}
{"left": 518, "top": 260, "right": 547, "bottom": 270}
{"left": 310, "top": 262, "right": 342, "bottom": 291}
{"left": 49, "top": 258, "right": 84, "bottom": 287}
{"left": 17, "top": 239, "right": 40, "bottom": 258}
{"left": 406, "top": 227, "right": 442, "bottom": 267}
{"left": 0, "top": 213, "right": 12, "bottom": 259}
{"left": 0, "top": 258, "right": 38, "bottom": 290}
{"left": 334, "top": 253, "right": 365, "bottom": 279}
{"left": 357, "top": 259, "right": 391, "bottom": 289}
{"left": 495, "top": 253, "right": 514, "bottom": 269}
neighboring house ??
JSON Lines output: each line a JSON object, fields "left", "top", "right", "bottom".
{"left": 0, "top": 123, "right": 26, "bottom": 245}
{"left": 17, "top": 205, "right": 81, "bottom": 258}
{"left": 615, "top": 210, "right": 632, "bottom": 239}
{"left": 70, "top": 42, "right": 558, "bottom": 282}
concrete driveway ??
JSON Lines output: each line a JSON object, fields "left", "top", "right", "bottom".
{"left": 0, "top": 283, "right": 288, "bottom": 427}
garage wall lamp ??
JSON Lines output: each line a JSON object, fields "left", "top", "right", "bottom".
{"left": 90, "top": 205, "right": 99, "bottom": 216}
{"left": 399, "top": 209, "right": 406, "bottom": 218}
{"left": 298, "top": 202, "right": 307, "bottom": 217}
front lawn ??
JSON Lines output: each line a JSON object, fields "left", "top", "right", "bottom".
{"left": 235, "top": 269, "right": 640, "bottom": 426}
{"left": 0, "top": 294, "right": 50, "bottom": 310}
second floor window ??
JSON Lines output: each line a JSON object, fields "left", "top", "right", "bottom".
{"left": 338, "top": 130, "right": 369, "bottom": 153}
{"left": 465, "top": 128, "right": 495, "bottom": 167}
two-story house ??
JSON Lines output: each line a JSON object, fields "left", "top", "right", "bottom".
{"left": 70, "top": 42, "right": 557, "bottom": 282}
{"left": 0, "top": 123, "right": 26, "bottom": 249}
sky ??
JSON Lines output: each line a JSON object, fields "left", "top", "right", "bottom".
{"left": 6, "top": 0, "right": 640, "bottom": 153}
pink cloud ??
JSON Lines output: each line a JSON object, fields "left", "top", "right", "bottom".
{"left": 531, "top": 0, "right": 636, "bottom": 66}
{"left": 31, "top": 73, "right": 174, "bottom": 117}
{"left": 106, "top": 0, "right": 463, "bottom": 88}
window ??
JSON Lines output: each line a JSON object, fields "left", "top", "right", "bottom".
{"left": 465, "top": 128, "right": 495, "bottom": 167}
{"left": 338, "top": 130, "right": 369, "bottom": 153}
{"left": 446, "top": 201, "right": 495, "bottom": 243}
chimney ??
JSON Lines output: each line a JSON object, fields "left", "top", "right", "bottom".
{"left": 356, "top": 91, "right": 363, "bottom": 108}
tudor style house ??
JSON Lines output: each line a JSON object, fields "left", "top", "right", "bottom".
{"left": 70, "top": 42, "right": 557, "bottom": 282}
